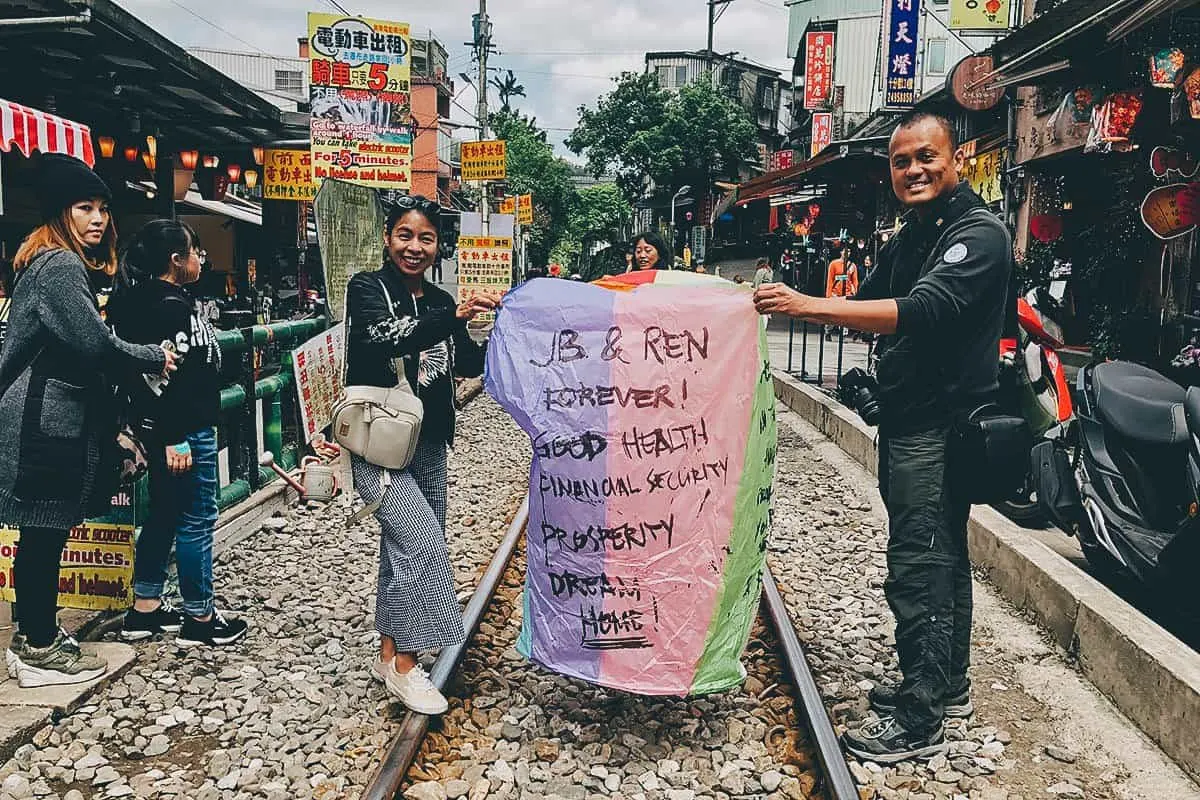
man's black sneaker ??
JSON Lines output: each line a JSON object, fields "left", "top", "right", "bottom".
{"left": 843, "top": 715, "right": 948, "bottom": 764}
{"left": 120, "top": 603, "right": 184, "bottom": 642}
{"left": 869, "top": 683, "right": 974, "bottom": 718}
{"left": 176, "top": 612, "right": 248, "bottom": 647}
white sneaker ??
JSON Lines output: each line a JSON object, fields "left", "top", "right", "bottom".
{"left": 371, "top": 657, "right": 392, "bottom": 684}
{"left": 385, "top": 664, "right": 448, "bottom": 714}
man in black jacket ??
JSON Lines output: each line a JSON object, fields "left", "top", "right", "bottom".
{"left": 754, "top": 112, "right": 1011, "bottom": 762}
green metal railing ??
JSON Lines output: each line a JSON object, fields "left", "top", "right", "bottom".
{"left": 211, "top": 318, "right": 327, "bottom": 510}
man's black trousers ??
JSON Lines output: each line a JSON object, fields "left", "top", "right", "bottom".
{"left": 878, "top": 424, "right": 973, "bottom": 733}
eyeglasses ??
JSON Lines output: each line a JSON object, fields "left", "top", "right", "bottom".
{"left": 192, "top": 248, "right": 207, "bottom": 260}
{"left": 391, "top": 194, "right": 441, "bottom": 217}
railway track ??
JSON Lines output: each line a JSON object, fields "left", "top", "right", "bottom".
{"left": 360, "top": 497, "right": 859, "bottom": 800}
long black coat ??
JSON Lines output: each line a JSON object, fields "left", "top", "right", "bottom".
{"left": 0, "top": 249, "right": 164, "bottom": 529}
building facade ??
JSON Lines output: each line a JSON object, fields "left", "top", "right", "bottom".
{"left": 409, "top": 36, "right": 454, "bottom": 203}
{"left": 645, "top": 50, "right": 787, "bottom": 156}
{"left": 190, "top": 48, "right": 308, "bottom": 112}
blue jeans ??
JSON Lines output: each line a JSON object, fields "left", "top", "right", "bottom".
{"left": 133, "top": 428, "right": 218, "bottom": 618}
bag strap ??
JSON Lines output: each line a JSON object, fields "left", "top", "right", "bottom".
{"left": 374, "top": 278, "right": 419, "bottom": 400}
{"left": 340, "top": 274, "right": 418, "bottom": 399}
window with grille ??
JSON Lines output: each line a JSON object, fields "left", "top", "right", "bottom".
{"left": 675, "top": 66, "right": 688, "bottom": 86}
{"left": 656, "top": 65, "right": 672, "bottom": 87}
{"left": 275, "top": 69, "right": 303, "bottom": 94}
{"left": 925, "top": 39, "right": 947, "bottom": 75}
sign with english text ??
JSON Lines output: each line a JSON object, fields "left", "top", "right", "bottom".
{"left": 1, "top": 523, "right": 135, "bottom": 611}
{"left": 485, "top": 271, "right": 776, "bottom": 696}
{"left": 307, "top": 12, "right": 413, "bottom": 189}
{"left": 882, "top": 0, "right": 922, "bottom": 109}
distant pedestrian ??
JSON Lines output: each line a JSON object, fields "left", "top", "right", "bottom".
{"left": 0, "top": 154, "right": 175, "bottom": 688}
{"left": 345, "top": 195, "right": 501, "bottom": 715}
{"left": 623, "top": 247, "right": 635, "bottom": 273}
{"left": 752, "top": 257, "right": 773, "bottom": 289}
{"left": 825, "top": 248, "right": 859, "bottom": 340}
{"left": 108, "top": 219, "right": 248, "bottom": 648}
{"left": 631, "top": 232, "right": 670, "bottom": 271}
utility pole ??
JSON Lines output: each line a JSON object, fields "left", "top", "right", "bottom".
{"left": 474, "top": 0, "right": 492, "bottom": 235}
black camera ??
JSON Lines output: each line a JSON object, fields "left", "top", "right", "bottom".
{"left": 837, "top": 368, "right": 882, "bottom": 427}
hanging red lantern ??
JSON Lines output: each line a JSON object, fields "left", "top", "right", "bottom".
{"left": 1030, "top": 215, "right": 1064, "bottom": 243}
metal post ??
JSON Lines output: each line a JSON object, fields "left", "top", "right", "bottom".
{"left": 787, "top": 317, "right": 794, "bottom": 373}
{"left": 800, "top": 320, "right": 809, "bottom": 381}
{"left": 476, "top": 0, "right": 491, "bottom": 236}
{"left": 836, "top": 325, "right": 845, "bottom": 381}
{"left": 240, "top": 328, "right": 260, "bottom": 492}
{"left": 816, "top": 323, "right": 826, "bottom": 386}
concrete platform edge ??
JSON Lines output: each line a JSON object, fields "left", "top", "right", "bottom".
{"left": 772, "top": 370, "right": 1200, "bottom": 782}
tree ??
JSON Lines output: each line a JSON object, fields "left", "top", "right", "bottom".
{"left": 489, "top": 69, "right": 526, "bottom": 112}
{"left": 553, "top": 183, "right": 633, "bottom": 278}
{"left": 567, "top": 71, "right": 759, "bottom": 205}
{"left": 490, "top": 109, "right": 574, "bottom": 269}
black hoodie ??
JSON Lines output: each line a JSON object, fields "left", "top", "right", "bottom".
{"left": 108, "top": 279, "right": 222, "bottom": 446}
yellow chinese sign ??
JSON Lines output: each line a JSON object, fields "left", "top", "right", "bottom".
{"left": 461, "top": 140, "right": 507, "bottom": 181}
{"left": 499, "top": 196, "right": 516, "bottom": 214}
{"left": 457, "top": 235, "right": 512, "bottom": 325}
{"left": 949, "top": 0, "right": 1010, "bottom": 30}
{"left": 307, "top": 12, "right": 412, "bottom": 189}
{"left": 264, "top": 149, "right": 317, "bottom": 201}
{"left": 518, "top": 193, "right": 533, "bottom": 225}
{"left": 962, "top": 149, "right": 1003, "bottom": 205}
{"left": 1, "top": 523, "right": 135, "bottom": 611}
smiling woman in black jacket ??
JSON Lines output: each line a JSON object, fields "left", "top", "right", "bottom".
{"left": 346, "top": 196, "right": 500, "bottom": 715}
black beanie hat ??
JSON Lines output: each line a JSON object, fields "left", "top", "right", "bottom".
{"left": 36, "top": 152, "right": 112, "bottom": 223}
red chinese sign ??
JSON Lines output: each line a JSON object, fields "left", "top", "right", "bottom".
{"left": 769, "top": 150, "right": 796, "bottom": 172}
{"left": 804, "top": 32, "right": 835, "bottom": 110}
{"left": 811, "top": 113, "right": 833, "bottom": 157}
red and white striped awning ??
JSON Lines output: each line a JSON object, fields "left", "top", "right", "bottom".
{"left": 0, "top": 98, "right": 95, "bottom": 167}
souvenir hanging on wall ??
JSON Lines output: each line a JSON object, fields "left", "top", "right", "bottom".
{"left": 1140, "top": 182, "right": 1200, "bottom": 240}
{"left": 1046, "top": 86, "right": 1101, "bottom": 144}
{"left": 1150, "top": 48, "right": 1186, "bottom": 89}
{"left": 1030, "top": 214, "right": 1064, "bottom": 243}
{"left": 1085, "top": 91, "right": 1143, "bottom": 153}
{"left": 1150, "top": 146, "right": 1200, "bottom": 179}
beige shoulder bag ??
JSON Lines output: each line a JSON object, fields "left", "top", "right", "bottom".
{"left": 332, "top": 278, "right": 425, "bottom": 521}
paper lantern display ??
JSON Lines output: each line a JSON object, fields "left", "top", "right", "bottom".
{"left": 485, "top": 271, "right": 775, "bottom": 696}
{"left": 1150, "top": 48, "right": 1186, "bottom": 89}
{"left": 97, "top": 136, "right": 115, "bottom": 159}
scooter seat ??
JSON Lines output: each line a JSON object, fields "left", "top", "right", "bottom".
{"left": 1093, "top": 361, "right": 1187, "bottom": 447}
{"left": 1185, "top": 386, "right": 1200, "bottom": 439}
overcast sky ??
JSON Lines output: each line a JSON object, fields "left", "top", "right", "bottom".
{"left": 116, "top": 0, "right": 795, "bottom": 159}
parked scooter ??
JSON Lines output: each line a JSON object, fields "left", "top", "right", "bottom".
{"left": 992, "top": 286, "right": 1073, "bottom": 526}
{"left": 1032, "top": 343, "right": 1200, "bottom": 589}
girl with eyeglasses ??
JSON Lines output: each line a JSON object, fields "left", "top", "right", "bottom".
{"left": 346, "top": 195, "right": 501, "bottom": 714}
{"left": 107, "top": 219, "right": 247, "bottom": 648}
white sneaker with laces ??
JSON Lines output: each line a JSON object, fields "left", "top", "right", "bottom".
{"left": 385, "top": 664, "right": 448, "bottom": 714}
{"left": 371, "top": 657, "right": 393, "bottom": 684}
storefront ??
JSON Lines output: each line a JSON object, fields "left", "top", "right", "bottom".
{"left": 997, "top": 1, "right": 1200, "bottom": 366}
{"left": 0, "top": 0, "right": 308, "bottom": 328}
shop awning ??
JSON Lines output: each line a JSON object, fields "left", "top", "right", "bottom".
{"left": 975, "top": 0, "right": 1191, "bottom": 90}
{"left": 735, "top": 136, "right": 889, "bottom": 204}
{"left": 0, "top": 97, "right": 94, "bottom": 166}
{"left": 128, "top": 180, "right": 262, "bottom": 225}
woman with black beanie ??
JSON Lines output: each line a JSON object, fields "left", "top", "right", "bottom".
{"left": 108, "top": 219, "right": 247, "bottom": 648}
{"left": 0, "top": 153, "right": 176, "bottom": 688}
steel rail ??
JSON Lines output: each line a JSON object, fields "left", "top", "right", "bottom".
{"left": 761, "top": 565, "right": 861, "bottom": 800}
{"left": 362, "top": 496, "right": 529, "bottom": 800}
